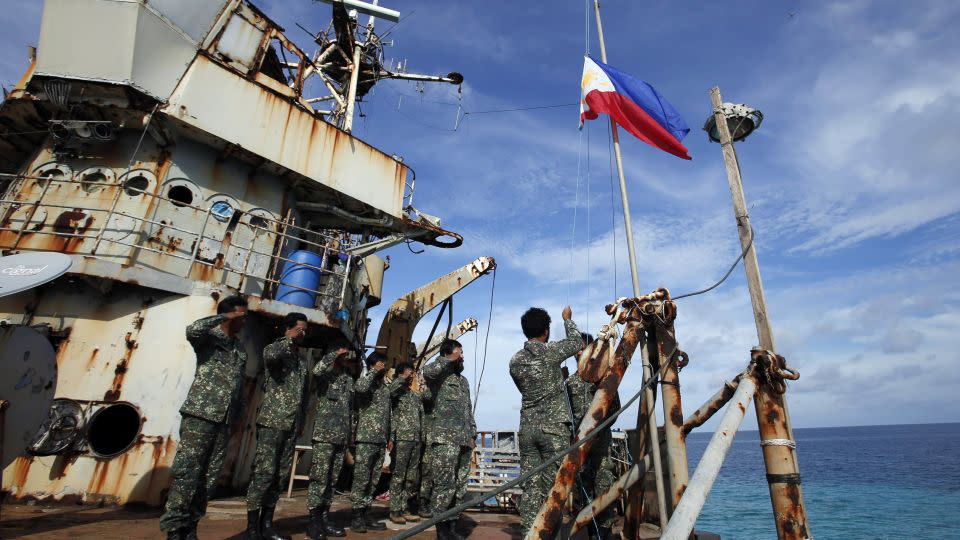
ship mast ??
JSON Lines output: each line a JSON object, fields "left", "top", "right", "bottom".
{"left": 591, "top": 0, "right": 671, "bottom": 528}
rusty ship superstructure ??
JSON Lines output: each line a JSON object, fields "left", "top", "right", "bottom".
{"left": 0, "top": 0, "right": 482, "bottom": 506}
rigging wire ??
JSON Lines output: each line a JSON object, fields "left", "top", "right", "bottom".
{"left": 673, "top": 224, "right": 755, "bottom": 300}
{"left": 472, "top": 266, "right": 497, "bottom": 416}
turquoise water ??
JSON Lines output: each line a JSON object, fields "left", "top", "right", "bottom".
{"left": 685, "top": 423, "right": 960, "bottom": 539}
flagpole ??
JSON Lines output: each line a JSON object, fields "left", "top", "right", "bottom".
{"left": 592, "top": 0, "right": 670, "bottom": 531}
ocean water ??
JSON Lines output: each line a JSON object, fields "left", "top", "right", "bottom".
{"left": 685, "top": 423, "right": 960, "bottom": 539}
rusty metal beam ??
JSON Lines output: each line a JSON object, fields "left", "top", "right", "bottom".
{"left": 572, "top": 454, "right": 651, "bottom": 535}
{"left": 375, "top": 256, "right": 494, "bottom": 368}
{"left": 525, "top": 312, "right": 646, "bottom": 540}
{"left": 682, "top": 377, "right": 741, "bottom": 436}
{"left": 653, "top": 316, "right": 690, "bottom": 516}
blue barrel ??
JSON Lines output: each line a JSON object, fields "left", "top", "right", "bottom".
{"left": 275, "top": 250, "right": 324, "bottom": 308}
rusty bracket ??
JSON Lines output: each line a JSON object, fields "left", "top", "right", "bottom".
{"left": 750, "top": 348, "right": 800, "bottom": 395}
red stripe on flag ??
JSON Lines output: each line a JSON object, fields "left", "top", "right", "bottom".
{"left": 581, "top": 90, "right": 692, "bottom": 160}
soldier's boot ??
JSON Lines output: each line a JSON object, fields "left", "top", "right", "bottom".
{"left": 184, "top": 524, "right": 199, "bottom": 540}
{"left": 363, "top": 509, "right": 387, "bottom": 531}
{"left": 165, "top": 529, "right": 187, "bottom": 540}
{"left": 418, "top": 499, "right": 432, "bottom": 519}
{"left": 319, "top": 505, "right": 346, "bottom": 537}
{"left": 402, "top": 511, "right": 421, "bottom": 522}
{"left": 389, "top": 511, "right": 406, "bottom": 525}
{"left": 307, "top": 507, "right": 327, "bottom": 540}
{"left": 244, "top": 509, "right": 262, "bottom": 540}
{"left": 259, "top": 506, "right": 291, "bottom": 540}
{"left": 350, "top": 508, "right": 368, "bottom": 533}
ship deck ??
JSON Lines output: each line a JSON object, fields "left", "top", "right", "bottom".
{"left": 0, "top": 490, "right": 526, "bottom": 540}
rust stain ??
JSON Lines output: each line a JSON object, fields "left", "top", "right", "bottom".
{"left": 86, "top": 347, "right": 100, "bottom": 370}
{"left": 10, "top": 456, "right": 34, "bottom": 487}
{"left": 669, "top": 403, "right": 683, "bottom": 427}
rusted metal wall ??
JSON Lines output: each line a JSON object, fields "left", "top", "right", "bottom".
{"left": 0, "top": 280, "right": 272, "bottom": 505}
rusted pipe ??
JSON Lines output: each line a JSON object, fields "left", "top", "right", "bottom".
{"left": 661, "top": 372, "right": 758, "bottom": 540}
{"left": 682, "top": 377, "right": 742, "bottom": 436}
{"left": 655, "top": 320, "right": 690, "bottom": 517}
{"left": 184, "top": 207, "right": 213, "bottom": 277}
{"left": 571, "top": 454, "right": 650, "bottom": 535}
{"left": 525, "top": 318, "right": 645, "bottom": 540}
{"left": 343, "top": 41, "right": 363, "bottom": 131}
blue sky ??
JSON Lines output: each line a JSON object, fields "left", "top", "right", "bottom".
{"left": 2, "top": 1, "right": 958, "bottom": 432}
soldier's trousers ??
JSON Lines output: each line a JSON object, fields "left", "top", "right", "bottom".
{"left": 518, "top": 423, "right": 570, "bottom": 533}
{"left": 159, "top": 415, "right": 230, "bottom": 532}
{"left": 429, "top": 443, "right": 471, "bottom": 523}
{"left": 350, "top": 442, "right": 385, "bottom": 510}
{"left": 418, "top": 442, "right": 435, "bottom": 510}
{"left": 389, "top": 440, "right": 422, "bottom": 513}
{"left": 307, "top": 441, "right": 346, "bottom": 510}
{"left": 246, "top": 425, "right": 297, "bottom": 510}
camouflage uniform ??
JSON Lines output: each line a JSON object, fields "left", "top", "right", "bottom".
{"left": 350, "top": 367, "right": 403, "bottom": 511}
{"left": 508, "top": 319, "right": 582, "bottom": 532}
{"left": 246, "top": 336, "right": 308, "bottom": 510}
{"left": 389, "top": 384, "right": 425, "bottom": 514}
{"left": 422, "top": 356, "right": 475, "bottom": 523}
{"left": 418, "top": 372, "right": 436, "bottom": 514}
{"left": 160, "top": 315, "right": 247, "bottom": 534}
{"left": 567, "top": 372, "right": 618, "bottom": 529}
{"left": 307, "top": 350, "right": 354, "bottom": 510}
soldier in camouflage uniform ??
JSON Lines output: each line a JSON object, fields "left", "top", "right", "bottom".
{"left": 242, "top": 313, "right": 309, "bottom": 540}
{"left": 160, "top": 296, "right": 249, "bottom": 540}
{"left": 509, "top": 306, "right": 583, "bottom": 533}
{"left": 306, "top": 345, "right": 354, "bottom": 540}
{"left": 387, "top": 362, "right": 425, "bottom": 524}
{"left": 422, "top": 339, "right": 475, "bottom": 540}
{"left": 349, "top": 351, "right": 404, "bottom": 532}
{"left": 567, "top": 333, "right": 618, "bottom": 539}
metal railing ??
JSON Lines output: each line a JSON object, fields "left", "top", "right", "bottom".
{"left": 0, "top": 172, "right": 358, "bottom": 311}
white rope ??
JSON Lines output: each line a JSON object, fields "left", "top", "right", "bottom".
{"left": 759, "top": 438, "right": 797, "bottom": 449}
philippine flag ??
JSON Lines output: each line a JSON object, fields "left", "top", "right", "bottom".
{"left": 580, "top": 56, "right": 691, "bottom": 160}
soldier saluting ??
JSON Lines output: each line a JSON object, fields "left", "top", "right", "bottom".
{"left": 306, "top": 345, "right": 355, "bottom": 540}
{"left": 160, "top": 296, "right": 249, "bottom": 540}
{"left": 349, "top": 351, "right": 404, "bottom": 532}
{"left": 422, "top": 339, "right": 475, "bottom": 540}
{"left": 388, "top": 362, "right": 426, "bottom": 524}
{"left": 244, "top": 313, "right": 310, "bottom": 540}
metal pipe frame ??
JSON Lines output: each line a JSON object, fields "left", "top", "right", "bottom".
{"left": 682, "top": 377, "right": 742, "bottom": 436}
{"left": 654, "top": 318, "right": 691, "bottom": 518}
{"left": 660, "top": 372, "right": 758, "bottom": 540}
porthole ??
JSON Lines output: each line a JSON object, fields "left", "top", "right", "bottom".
{"left": 77, "top": 167, "right": 115, "bottom": 194}
{"left": 210, "top": 200, "right": 235, "bottom": 223}
{"left": 31, "top": 162, "right": 72, "bottom": 189}
{"left": 168, "top": 185, "right": 194, "bottom": 207}
{"left": 86, "top": 402, "right": 142, "bottom": 458}
{"left": 123, "top": 175, "right": 150, "bottom": 196}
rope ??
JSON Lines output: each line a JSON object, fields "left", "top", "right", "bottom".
{"left": 673, "top": 223, "right": 754, "bottom": 300}
{"left": 394, "top": 337, "right": 681, "bottom": 540}
{"left": 760, "top": 439, "right": 797, "bottom": 449}
{"left": 472, "top": 266, "right": 497, "bottom": 416}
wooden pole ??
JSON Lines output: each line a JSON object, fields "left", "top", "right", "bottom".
{"left": 592, "top": 0, "right": 668, "bottom": 531}
{"left": 709, "top": 86, "right": 811, "bottom": 539}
